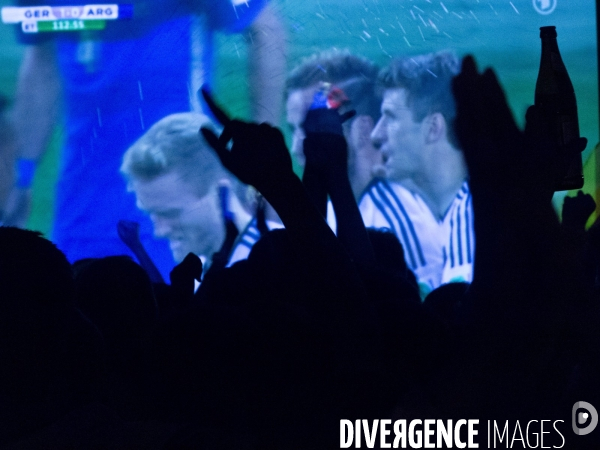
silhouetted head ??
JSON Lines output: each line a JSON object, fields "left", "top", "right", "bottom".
{"left": 424, "top": 281, "right": 469, "bottom": 327}
{"left": 74, "top": 255, "right": 157, "bottom": 341}
{"left": 0, "top": 228, "right": 104, "bottom": 438}
{"left": 0, "top": 226, "right": 74, "bottom": 307}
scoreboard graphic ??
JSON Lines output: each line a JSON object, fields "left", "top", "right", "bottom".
{"left": 1, "top": 4, "right": 132, "bottom": 32}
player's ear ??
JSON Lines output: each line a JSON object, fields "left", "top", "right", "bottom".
{"left": 350, "top": 114, "right": 375, "bottom": 149}
{"left": 423, "top": 112, "right": 446, "bottom": 144}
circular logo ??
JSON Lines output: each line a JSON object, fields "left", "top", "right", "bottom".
{"left": 533, "top": 0, "right": 557, "bottom": 15}
{"left": 572, "top": 401, "right": 598, "bottom": 436}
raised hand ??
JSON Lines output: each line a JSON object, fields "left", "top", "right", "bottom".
{"left": 452, "top": 56, "right": 587, "bottom": 199}
{"left": 302, "top": 107, "right": 355, "bottom": 177}
{"left": 452, "top": 56, "right": 524, "bottom": 193}
{"left": 302, "top": 107, "right": 355, "bottom": 136}
{"left": 199, "top": 88, "right": 294, "bottom": 196}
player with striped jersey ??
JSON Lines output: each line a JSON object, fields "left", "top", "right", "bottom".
{"left": 359, "top": 51, "right": 474, "bottom": 296}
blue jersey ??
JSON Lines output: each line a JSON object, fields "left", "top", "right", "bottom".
{"left": 15, "top": 0, "right": 266, "bottom": 277}
{"left": 359, "top": 178, "right": 474, "bottom": 296}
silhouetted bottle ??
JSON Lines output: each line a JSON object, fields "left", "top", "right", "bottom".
{"left": 535, "top": 25, "right": 583, "bottom": 191}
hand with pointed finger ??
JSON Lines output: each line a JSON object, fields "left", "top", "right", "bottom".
{"left": 199, "top": 88, "right": 295, "bottom": 196}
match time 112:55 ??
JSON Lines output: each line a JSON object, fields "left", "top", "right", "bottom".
{"left": 36, "top": 19, "right": 106, "bottom": 32}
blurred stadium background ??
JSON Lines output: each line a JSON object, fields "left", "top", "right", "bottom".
{"left": 0, "top": 0, "right": 597, "bottom": 235}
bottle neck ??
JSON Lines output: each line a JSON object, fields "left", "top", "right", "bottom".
{"left": 541, "top": 37, "right": 559, "bottom": 54}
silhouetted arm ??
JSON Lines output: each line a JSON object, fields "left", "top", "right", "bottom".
{"left": 301, "top": 107, "right": 376, "bottom": 266}
{"left": 561, "top": 191, "right": 596, "bottom": 290}
{"left": 453, "top": 56, "right": 586, "bottom": 298}
{"left": 301, "top": 157, "right": 328, "bottom": 219}
{"left": 205, "top": 218, "right": 239, "bottom": 276}
{"left": 199, "top": 89, "right": 364, "bottom": 291}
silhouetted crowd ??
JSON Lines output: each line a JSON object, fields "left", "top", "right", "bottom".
{"left": 1, "top": 56, "right": 599, "bottom": 449}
